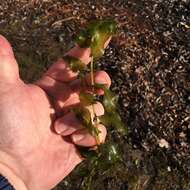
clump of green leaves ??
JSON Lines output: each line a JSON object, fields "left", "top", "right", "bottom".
{"left": 63, "top": 20, "right": 127, "bottom": 189}
{"left": 79, "top": 142, "right": 122, "bottom": 190}
{"left": 75, "top": 20, "right": 116, "bottom": 58}
{"left": 95, "top": 84, "right": 127, "bottom": 136}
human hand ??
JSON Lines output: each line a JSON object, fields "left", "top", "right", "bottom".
{"left": 0, "top": 35, "right": 111, "bottom": 190}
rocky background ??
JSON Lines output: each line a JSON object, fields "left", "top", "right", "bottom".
{"left": 0, "top": 0, "right": 190, "bottom": 189}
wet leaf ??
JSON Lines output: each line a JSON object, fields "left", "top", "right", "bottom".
{"left": 88, "top": 142, "right": 122, "bottom": 171}
{"left": 63, "top": 55, "right": 85, "bottom": 72}
{"left": 100, "top": 142, "right": 121, "bottom": 164}
{"left": 75, "top": 20, "right": 117, "bottom": 58}
{"left": 93, "top": 83, "right": 107, "bottom": 90}
{"left": 73, "top": 106, "right": 91, "bottom": 125}
{"left": 75, "top": 30, "right": 92, "bottom": 48}
{"left": 99, "top": 112, "right": 128, "bottom": 136}
{"left": 73, "top": 106, "right": 100, "bottom": 140}
{"left": 79, "top": 92, "right": 95, "bottom": 106}
{"left": 110, "top": 112, "right": 128, "bottom": 135}
{"left": 99, "top": 113, "right": 111, "bottom": 126}
{"left": 94, "top": 84, "right": 127, "bottom": 135}
{"left": 78, "top": 146, "right": 99, "bottom": 159}
{"left": 103, "top": 88, "right": 118, "bottom": 113}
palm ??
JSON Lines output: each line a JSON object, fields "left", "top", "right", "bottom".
{"left": 0, "top": 80, "right": 81, "bottom": 189}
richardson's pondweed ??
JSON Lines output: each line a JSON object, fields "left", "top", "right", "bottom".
{"left": 63, "top": 20, "right": 128, "bottom": 189}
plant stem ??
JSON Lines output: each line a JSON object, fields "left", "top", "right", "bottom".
{"left": 90, "top": 57, "right": 95, "bottom": 90}
{"left": 90, "top": 57, "right": 100, "bottom": 145}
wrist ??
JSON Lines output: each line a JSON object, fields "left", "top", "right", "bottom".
{"left": 0, "top": 162, "right": 28, "bottom": 190}
{"left": 0, "top": 151, "right": 28, "bottom": 190}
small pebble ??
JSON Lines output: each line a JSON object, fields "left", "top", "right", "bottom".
{"left": 158, "top": 139, "right": 169, "bottom": 149}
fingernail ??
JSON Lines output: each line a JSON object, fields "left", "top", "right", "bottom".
{"left": 55, "top": 112, "right": 80, "bottom": 135}
{"left": 94, "top": 102, "right": 105, "bottom": 116}
{"left": 94, "top": 71, "right": 111, "bottom": 88}
{"left": 95, "top": 77, "right": 106, "bottom": 85}
{"left": 72, "top": 133, "right": 85, "bottom": 143}
{"left": 55, "top": 123, "right": 68, "bottom": 134}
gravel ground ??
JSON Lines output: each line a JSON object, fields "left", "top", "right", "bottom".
{"left": 0, "top": 0, "right": 190, "bottom": 189}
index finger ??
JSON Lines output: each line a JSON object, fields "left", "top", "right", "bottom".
{"left": 45, "top": 38, "right": 111, "bottom": 82}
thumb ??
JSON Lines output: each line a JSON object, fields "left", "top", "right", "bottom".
{"left": 0, "top": 35, "right": 20, "bottom": 83}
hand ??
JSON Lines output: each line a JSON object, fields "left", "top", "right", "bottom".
{"left": 0, "top": 35, "right": 111, "bottom": 190}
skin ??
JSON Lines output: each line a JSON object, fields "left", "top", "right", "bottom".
{"left": 0, "top": 35, "right": 111, "bottom": 190}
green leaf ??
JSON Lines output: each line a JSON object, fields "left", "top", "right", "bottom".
{"left": 73, "top": 106, "right": 91, "bottom": 126}
{"left": 75, "top": 30, "right": 92, "bottom": 48}
{"left": 104, "top": 143, "right": 121, "bottom": 164}
{"left": 73, "top": 107, "right": 100, "bottom": 140}
{"left": 110, "top": 112, "right": 128, "bottom": 135}
{"left": 79, "top": 92, "right": 95, "bottom": 106}
{"left": 94, "top": 84, "right": 127, "bottom": 135}
{"left": 93, "top": 83, "right": 107, "bottom": 90}
{"left": 99, "top": 142, "right": 121, "bottom": 167}
{"left": 99, "top": 112, "right": 128, "bottom": 136}
{"left": 99, "top": 114, "right": 111, "bottom": 126}
{"left": 75, "top": 20, "right": 117, "bottom": 58}
{"left": 103, "top": 88, "right": 118, "bottom": 113}
{"left": 78, "top": 148, "right": 99, "bottom": 160}
{"left": 63, "top": 55, "right": 85, "bottom": 72}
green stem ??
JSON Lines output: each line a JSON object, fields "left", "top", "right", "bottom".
{"left": 90, "top": 57, "right": 96, "bottom": 92}
{"left": 90, "top": 57, "right": 100, "bottom": 144}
